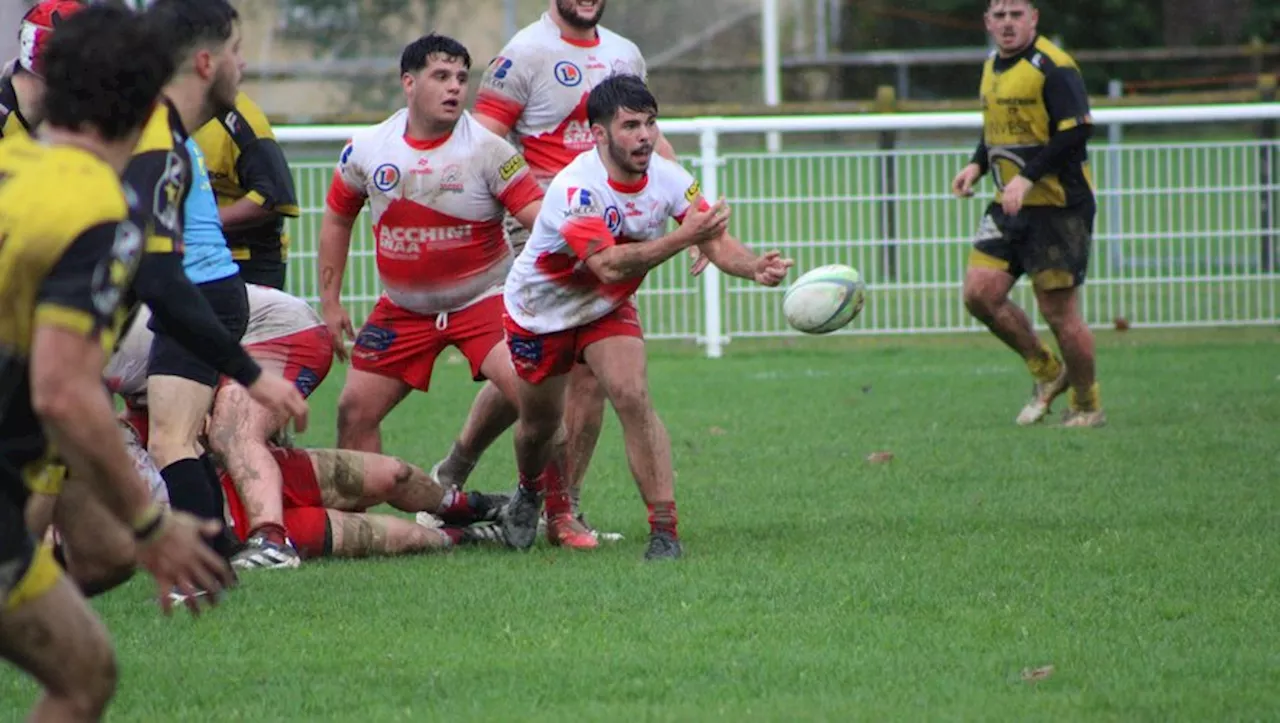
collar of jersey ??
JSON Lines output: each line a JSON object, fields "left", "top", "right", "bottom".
{"left": 992, "top": 34, "right": 1040, "bottom": 73}
{"left": 403, "top": 130, "right": 452, "bottom": 151}
{"left": 608, "top": 174, "right": 648, "bottom": 194}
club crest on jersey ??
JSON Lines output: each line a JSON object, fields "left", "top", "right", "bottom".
{"left": 554, "top": 61, "right": 583, "bottom": 87}
{"left": 603, "top": 206, "right": 623, "bottom": 234}
{"left": 440, "top": 164, "right": 464, "bottom": 192}
{"left": 373, "top": 163, "right": 400, "bottom": 192}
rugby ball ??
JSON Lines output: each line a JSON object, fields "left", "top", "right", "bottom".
{"left": 782, "top": 264, "right": 866, "bottom": 334}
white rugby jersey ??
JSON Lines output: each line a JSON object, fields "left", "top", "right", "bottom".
{"left": 326, "top": 109, "right": 543, "bottom": 315}
{"left": 104, "top": 285, "right": 323, "bottom": 402}
{"left": 504, "top": 149, "right": 707, "bottom": 334}
{"left": 475, "top": 13, "right": 647, "bottom": 186}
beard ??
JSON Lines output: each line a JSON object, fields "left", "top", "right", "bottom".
{"left": 208, "top": 64, "right": 239, "bottom": 113}
{"left": 555, "top": 0, "right": 606, "bottom": 30}
{"left": 607, "top": 134, "right": 651, "bottom": 176}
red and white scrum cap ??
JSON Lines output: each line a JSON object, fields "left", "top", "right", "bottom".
{"left": 18, "top": 1, "right": 85, "bottom": 77}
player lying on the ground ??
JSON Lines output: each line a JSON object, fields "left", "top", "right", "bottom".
{"left": 103, "top": 283, "right": 334, "bottom": 569}
{"left": 46, "top": 420, "right": 509, "bottom": 595}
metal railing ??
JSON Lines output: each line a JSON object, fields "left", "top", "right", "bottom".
{"left": 276, "top": 103, "right": 1280, "bottom": 357}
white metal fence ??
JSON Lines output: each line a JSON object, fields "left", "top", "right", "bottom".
{"left": 277, "top": 105, "right": 1280, "bottom": 357}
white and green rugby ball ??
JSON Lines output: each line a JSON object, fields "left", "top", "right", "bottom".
{"left": 782, "top": 264, "right": 866, "bottom": 334}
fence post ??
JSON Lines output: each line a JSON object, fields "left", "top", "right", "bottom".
{"left": 1106, "top": 79, "right": 1124, "bottom": 272}
{"left": 875, "top": 85, "right": 898, "bottom": 281}
{"left": 1259, "top": 74, "right": 1277, "bottom": 273}
{"left": 699, "top": 124, "right": 725, "bottom": 358}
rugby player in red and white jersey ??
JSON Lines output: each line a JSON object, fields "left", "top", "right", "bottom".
{"left": 499, "top": 75, "right": 793, "bottom": 560}
{"left": 317, "top": 36, "right": 554, "bottom": 511}
{"left": 101, "top": 283, "right": 333, "bottom": 569}
{"left": 443, "top": 0, "right": 701, "bottom": 542}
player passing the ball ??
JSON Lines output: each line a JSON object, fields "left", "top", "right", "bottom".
{"left": 499, "top": 74, "right": 792, "bottom": 560}
{"left": 951, "top": 0, "right": 1105, "bottom": 428}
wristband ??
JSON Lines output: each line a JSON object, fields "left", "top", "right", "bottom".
{"left": 132, "top": 504, "right": 166, "bottom": 544}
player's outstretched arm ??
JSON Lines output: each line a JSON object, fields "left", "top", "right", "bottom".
{"left": 318, "top": 208, "right": 358, "bottom": 360}
{"left": 581, "top": 200, "right": 730, "bottom": 283}
{"left": 697, "top": 233, "right": 794, "bottom": 287}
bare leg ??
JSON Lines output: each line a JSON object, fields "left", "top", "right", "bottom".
{"left": 335, "top": 369, "right": 412, "bottom": 453}
{"left": 53, "top": 476, "right": 137, "bottom": 597}
{"left": 962, "top": 267, "right": 1046, "bottom": 360}
{"left": 0, "top": 556, "right": 118, "bottom": 722}
{"left": 437, "top": 343, "right": 522, "bottom": 488}
{"left": 1036, "top": 286, "right": 1096, "bottom": 397}
{"left": 208, "top": 382, "right": 288, "bottom": 538}
{"left": 582, "top": 336, "right": 673, "bottom": 509}
{"left": 562, "top": 363, "right": 606, "bottom": 509}
{"left": 308, "top": 449, "right": 447, "bottom": 513}
{"left": 325, "top": 510, "right": 451, "bottom": 557}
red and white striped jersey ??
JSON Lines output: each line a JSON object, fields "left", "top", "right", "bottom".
{"left": 504, "top": 149, "right": 706, "bottom": 335}
{"left": 326, "top": 109, "right": 543, "bottom": 314}
{"left": 104, "top": 285, "right": 323, "bottom": 403}
{"left": 475, "top": 13, "right": 647, "bottom": 187}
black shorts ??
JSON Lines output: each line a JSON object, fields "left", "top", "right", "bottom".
{"left": 969, "top": 200, "right": 1096, "bottom": 290}
{"left": 235, "top": 257, "right": 286, "bottom": 290}
{"left": 0, "top": 472, "right": 37, "bottom": 601}
{"left": 147, "top": 273, "right": 249, "bottom": 387}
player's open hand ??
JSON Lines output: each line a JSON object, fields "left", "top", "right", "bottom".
{"left": 1000, "top": 175, "right": 1032, "bottom": 216}
{"left": 681, "top": 198, "right": 731, "bottom": 245}
{"left": 246, "top": 372, "right": 310, "bottom": 433}
{"left": 753, "top": 250, "right": 794, "bottom": 287}
{"left": 321, "top": 302, "right": 356, "bottom": 362}
{"left": 135, "top": 510, "right": 236, "bottom": 617}
{"left": 951, "top": 163, "right": 983, "bottom": 198}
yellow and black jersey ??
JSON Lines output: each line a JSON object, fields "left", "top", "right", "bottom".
{"left": 193, "top": 91, "right": 299, "bottom": 262}
{"left": 976, "top": 35, "right": 1095, "bottom": 208}
{"left": 0, "top": 71, "right": 32, "bottom": 141}
{"left": 123, "top": 99, "right": 192, "bottom": 256}
{"left": 0, "top": 135, "right": 141, "bottom": 503}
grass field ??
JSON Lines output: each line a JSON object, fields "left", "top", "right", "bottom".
{"left": 3, "top": 327, "right": 1278, "bottom": 721}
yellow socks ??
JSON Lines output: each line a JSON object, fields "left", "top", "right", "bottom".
{"left": 1068, "top": 382, "right": 1101, "bottom": 412}
{"left": 1025, "top": 342, "right": 1063, "bottom": 384}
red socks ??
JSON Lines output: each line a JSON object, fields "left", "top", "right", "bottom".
{"left": 647, "top": 501, "right": 678, "bottom": 538}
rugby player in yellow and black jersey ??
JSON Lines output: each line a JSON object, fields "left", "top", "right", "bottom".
{"left": 194, "top": 90, "right": 300, "bottom": 289}
{"left": 0, "top": 7, "right": 234, "bottom": 721}
{"left": 951, "top": 0, "right": 1105, "bottom": 429}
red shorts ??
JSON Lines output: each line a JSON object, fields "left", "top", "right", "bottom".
{"left": 503, "top": 301, "right": 643, "bottom": 384}
{"left": 221, "top": 448, "right": 330, "bottom": 560}
{"left": 351, "top": 295, "right": 503, "bottom": 391}
{"left": 245, "top": 325, "right": 334, "bottom": 399}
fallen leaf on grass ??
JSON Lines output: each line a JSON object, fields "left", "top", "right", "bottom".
{"left": 1021, "top": 665, "right": 1055, "bottom": 682}
{"left": 708, "top": 426, "right": 727, "bottom": 436}
{"left": 865, "top": 451, "right": 894, "bottom": 464}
